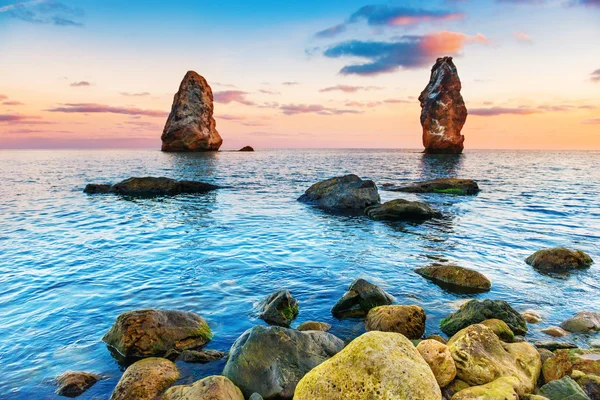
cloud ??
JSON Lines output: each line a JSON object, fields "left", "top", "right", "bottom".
{"left": 582, "top": 118, "right": 600, "bottom": 124}
{"left": 319, "top": 85, "right": 382, "bottom": 93}
{"left": 3, "top": 101, "right": 24, "bottom": 106}
{"left": 279, "top": 104, "right": 361, "bottom": 116}
{"left": 218, "top": 114, "right": 246, "bottom": 121}
{"left": 324, "top": 31, "right": 489, "bottom": 76}
{"left": 213, "top": 82, "right": 237, "bottom": 88}
{"left": 591, "top": 69, "right": 600, "bottom": 82}
{"left": 469, "top": 107, "right": 541, "bottom": 116}
{"left": 345, "top": 98, "right": 411, "bottom": 107}
{"left": 348, "top": 5, "right": 464, "bottom": 27}
{"left": 3, "top": 128, "right": 73, "bottom": 134}
{"left": 0, "top": 114, "right": 41, "bottom": 122}
{"left": 315, "top": 24, "right": 347, "bottom": 39}
{"left": 514, "top": 31, "right": 532, "bottom": 43}
{"left": 0, "top": 95, "right": 7, "bottom": 100}
{"left": 282, "top": 81, "right": 299, "bottom": 86}
{"left": 258, "top": 89, "right": 280, "bottom": 95}
{"left": 1, "top": 0, "right": 85, "bottom": 27}
{"left": 70, "top": 81, "right": 91, "bottom": 87}
{"left": 213, "top": 91, "right": 255, "bottom": 106}
{"left": 46, "top": 103, "right": 168, "bottom": 117}
{"left": 120, "top": 92, "right": 150, "bottom": 97}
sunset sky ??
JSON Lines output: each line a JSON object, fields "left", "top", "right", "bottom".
{"left": 1, "top": 0, "right": 599, "bottom": 150}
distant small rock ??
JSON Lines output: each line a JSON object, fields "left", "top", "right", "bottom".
{"left": 384, "top": 178, "right": 480, "bottom": 195}
{"left": 55, "top": 371, "right": 102, "bottom": 398}
{"left": 561, "top": 311, "right": 600, "bottom": 333}
{"left": 257, "top": 290, "right": 299, "bottom": 327}
{"left": 297, "top": 321, "right": 331, "bottom": 332}
{"left": 525, "top": 248, "right": 593, "bottom": 273}
{"left": 84, "top": 177, "right": 219, "bottom": 197}
{"left": 239, "top": 146, "right": 254, "bottom": 152}
{"left": 416, "top": 264, "right": 491, "bottom": 293}
{"left": 522, "top": 309, "right": 543, "bottom": 323}
{"left": 331, "top": 278, "right": 394, "bottom": 319}
{"left": 541, "top": 326, "right": 569, "bottom": 338}
{"left": 298, "top": 174, "right": 380, "bottom": 210}
{"left": 365, "top": 199, "right": 440, "bottom": 221}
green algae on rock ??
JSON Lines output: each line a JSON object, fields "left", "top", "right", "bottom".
{"left": 110, "top": 358, "right": 179, "bottom": 400}
{"left": 331, "top": 278, "right": 394, "bottom": 319}
{"left": 385, "top": 178, "right": 480, "bottom": 195}
{"left": 440, "top": 299, "right": 527, "bottom": 336}
{"left": 481, "top": 319, "right": 515, "bottom": 342}
{"left": 365, "top": 199, "right": 440, "bottom": 221}
{"left": 416, "top": 265, "right": 491, "bottom": 293}
{"left": 298, "top": 174, "right": 380, "bottom": 210}
{"left": 538, "top": 376, "right": 591, "bottom": 400}
{"left": 365, "top": 305, "right": 426, "bottom": 339}
{"left": 256, "top": 290, "right": 298, "bottom": 327}
{"left": 525, "top": 248, "right": 593, "bottom": 273}
{"left": 162, "top": 375, "right": 244, "bottom": 400}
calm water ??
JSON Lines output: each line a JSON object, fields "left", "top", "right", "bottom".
{"left": 1, "top": 149, "right": 599, "bottom": 398}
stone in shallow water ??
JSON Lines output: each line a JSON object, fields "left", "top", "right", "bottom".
{"left": 415, "top": 264, "right": 491, "bottom": 293}
{"left": 239, "top": 146, "right": 254, "bottom": 151}
{"left": 561, "top": 311, "right": 600, "bottom": 333}
{"left": 365, "top": 305, "right": 426, "bottom": 339}
{"left": 55, "top": 371, "right": 102, "bottom": 398}
{"left": 256, "top": 290, "right": 299, "bottom": 327}
{"left": 534, "top": 341, "right": 578, "bottom": 351}
{"left": 522, "top": 309, "right": 543, "bottom": 323}
{"left": 541, "top": 326, "right": 568, "bottom": 337}
{"left": 298, "top": 174, "right": 380, "bottom": 210}
{"left": 161, "top": 375, "right": 244, "bottom": 400}
{"left": 172, "top": 349, "right": 224, "bottom": 363}
{"left": 331, "top": 278, "right": 394, "bottom": 319}
{"left": 365, "top": 199, "right": 440, "bottom": 221}
{"left": 385, "top": 178, "right": 479, "bottom": 195}
{"left": 111, "top": 358, "right": 179, "bottom": 400}
{"left": 440, "top": 299, "right": 528, "bottom": 336}
{"left": 84, "top": 177, "right": 219, "bottom": 196}
{"left": 525, "top": 248, "right": 593, "bottom": 273}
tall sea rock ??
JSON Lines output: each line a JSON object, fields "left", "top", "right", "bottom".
{"left": 161, "top": 71, "right": 223, "bottom": 152}
{"left": 419, "top": 57, "right": 467, "bottom": 154}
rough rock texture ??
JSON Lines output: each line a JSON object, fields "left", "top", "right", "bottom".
{"left": 447, "top": 324, "right": 541, "bottom": 396}
{"left": 55, "top": 371, "right": 102, "bottom": 398}
{"left": 249, "top": 394, "right": 264, "bottom": 400}
{"left": 239, "top": 146, "right": 254, "bottom": 152}
{"left": 386, "top": 178, "right": 479, "bottom": 195}
{"left": 298, "top": 174, "right": 380, "bottom": 210}
{"left": 452, "top": 376, "right": 521, "bottom": 400}
{"left": 222, "top": 325, "right": 344, "bottom": 399}
{"left": 162, "top": 376, "right": 244, "bottom": 400}
{"left": 416, "top": 265, "right": 491, "bottom": 293}
{"left": 542, "top": 349, "right": 600, "bottom": 382}
{"left": 442, "top": 379, "right": 470, "bottom": 400}
{"left": 523, "top": 309, "right": 543, "bottom": 324}
{"left": 256, "top": 290, "right": 298, "bottom": 327}
{"left": 525, "top": 248, "right": 593, "bottom": 273}
{"left": 297, "top": 321, "right": 331, "bottom": 332}
{"left": 534, "top": 341, "right": 577, "bottom": 351}
{"left": 576, "top": 374, "right": 600, "bottom": 399}
{"left": 364, "top": 199, "right": 440, "bottom": 221}
{"left": 561, "top": 311, "right": 600, "bottom": 333}
{"left": 110, "top": 358, "right": 179, "bottom": 400}
{"left": 440, "top": 299, "right": 528, "bottom": 337}
{"left": 170, "top": 349, "right": 224, "bottom": 364}
{"left": 419, "top": 57, "right": 468, "bottom": 154}
{"left": 84, "top": 177, "right": 219, "bottom": 196}
{"left": 417, "top": 339, "right": 457, "bottom": 387}
{"left": 365, "top": 305, "right": 426, "bottom": 339}
{"left": 481, "top": 319, "right": 515, "bottom": 343}
{"left": 538, "top": 376, "right": 591, "bottom": 400}
{"left": 331, "top": 278, "right": 394, "bottom": 318}
{"left": 541, "top": 326, "right": 569, "bottom": 337}
{"left": 161, "top": 71, "right": 223, "bottom": 152}
{"left": 294, "top": 331, "right": 442, "bottom": 400}
{"left": 102, "top": 309, "right": 212, "bottom": 358}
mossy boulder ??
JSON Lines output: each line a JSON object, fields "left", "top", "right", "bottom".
{"left": 481, "top": 319, "right": 515, "bottom": 342}
{"left": 416, "top": 265, "right": 491, "bottom": 293}
{"left": 297, "top": 321, "right": 331, "bottom": 332}
{"left": 110, "top": 358, "right": 179, "bottom": 400}
{"left": 162, "top": 376, "right": 244, "bottom": 400}
{"left": 55, "top": 371, "right": 102, "bottom": 397}
{"left": 561, "top": 311, "right": 600, "bottom": 333}
{"left": 440, "top": 299, "right": 527, "bottom": 336}
{"left": 256, "top": 290, "right": 298, "bottom": 327}
{"left": 385, "top": 178, "right": 480, "bottom": 195}
{"left": 365, "top": 305, "right": 426, "bottom": 339}
{"left": 452, "top": 376, "right": 520, "bottom": 400}
{"left": 294, "top": 331, "right": 442, "bottom": 399}
{"left": 364, "top": 199, "right": 440, "bottom": 221}
{"left": 417, "top": 339, "right": 457, "bottom": 387}
{"left": 447, "top": 324, "right": 541, "bottom": 396}
{"left": 525, "top": 248, "right": 593, "bottom": 273}
{"left": 331, "top": 278, "right": 394, "bottom": 318}
{"left": 298, "top": 174, "right": 380, "bottom": 210}
{"left": 103, "top": 309, "right": 212, "bottom": 359}
{"left": 537, "top": 376, "right": 591, "bottom": 400}
{"left": 542, "top": 349, "right": 600, "bottom": 382}
{"left": 222, "top": 325, "right": 343, "bottom": 399}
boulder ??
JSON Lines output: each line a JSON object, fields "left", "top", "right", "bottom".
{"left": 419, "top": 57, "right": 468, "bottom": 154}
{"left": 297, "top": 321, "right": 331, "bottom": 332}
{"left": 84, "top": 177, "right": 219, "bottom": 196}
{"left": 110, "top": 358, "right": 179, "bottom": 400}
{"left": 427, "top": 334, "right": 448, "bottom": 344}
{"left": 364, "top": 199, "right": 439, "bottom": 221}
{"left": 331, "top": 278, "right": 394, "bottom": 318}
{"left": 102, "top": 309, "right": 212, "bottom": 358}
{"left": 523, "top": 309, "right": 543, "bottom": 323}
{"left": 576, "top": 374, "right": 600, "bottom": 399}
{"left": 447, "top": 324, "right": 541, "bottom": 396}
{"left": 481, "top": 319, "right": 515, "bottom": 343}
{"left": 55, "top": 371, "right": 102, "bottom": 397}
{"left": 561, "top": 311, "right": 600, "bottom": 333}
{"left": 222, "top": 325, "right": 344, "bottom": 399}
{"left": 542, "top": 349, "right": 600, "bottom": 382}
{"left": 541, "top": 327, "right": 569, "bottom": 337}
{"left": 452, "top": 376, "right": 521, "bottom": 400}
{"left": 415, "top": 265, "right": 491, "bottom": 293}
{"left": 525, "top": 248, "right": 593, "bottom": 273}
{"left": 170, "top": 349, "right": 224, "bottom": 363}
{"left": 161, "top": 71, "right": 223, "bottom": 152}
{"left": 386, "top": 178, "right": 479, "bottom": 195}
{"left": 440, "top": 299, "right": 527, "bottom": 336}
{"left": 256, "top": 290, "right": 298, "bottom": 327}
{"left": 239, "top": 146, "right": 254, "bottom": 152}
{"left": 162, "top": 376, "right": 244, "bottom": 400}
{"left": 365, "top": 305, "right": 426, "bottom": 339}
{"left": 294, "top": 331, "right": 442, "bottom": 399}
{"left": 417, "top": 339, "right": 457, "bottom": 387}
{"left": 298, "top": 174, "right": 380, "bottom": 210}
{"left": 538, "top": 376, "right": 591, "bottom": 400}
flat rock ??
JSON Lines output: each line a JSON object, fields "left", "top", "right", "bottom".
{"left": 365, "top": 305, "right": 426, "bottom": 339}
{"left": 84, "top": 177, "right": 219, "bottom": 196}
{"left": 298, "top": 174, "right": 380, "bottom": 210}
{"left": 331, "top": 278, "right": 394, "bottom": 319}
{"left": 385, "top": 178, "right": 479, "bottom": 195}
{"left": 256, "top": 290, "right": 298, "bottom": 327}
{"left": 365, "top": 199, "right": 440, "bottom": 221}
{"left": 561, "top": 311, "right": 600, "bottom": 333}
{"left": 538, "top": 376, "right": 590, "bottom": 400}
{"left": 416, "top": 264, "right": 491, "bottom": 293}
{"left": 171, "top": 349, "right": 224, "bottom": 363}
{"left": 110, "top": 358, "right": 179, "bottom": 400}
{"left": 525, "top": 248, "right": 593, "bottom": 273}
{"left": 55, "top": 371, "right": 102, "bottom": 398}
{"left": 162, "top": 375, "right": 244, "bottom": 400}
{"left": 297, "top": 321, "right": 331, "bottom": 332}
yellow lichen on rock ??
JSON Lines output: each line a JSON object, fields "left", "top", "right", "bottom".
{"left": 416, "top": 339, "right": 457, "bottom": 387}
{"left": 452, "top": 376, "right": 520, "bottom": 400}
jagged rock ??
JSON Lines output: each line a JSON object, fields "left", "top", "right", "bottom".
{"left": 561, "top": 311, "right": 600, "bottom": 333}
{"left": 364, "top": 199, "right": 440, "bottom": 221}
{"left": 525, "top": 248, "right": 593, "bottom": 273}
{"left": 452, "top": 376, "right": 521, "bottom": 400}
{"left": 331, "top": 278, "right": 394, "bottom": 318}
{"left": 416, "top": 264, "right": 491, "bottom": 293}
{"left": 385, "top": 178, "right": 479, "bottom": 195}
{"left": 538, "top": 376, "right": 590, "bottom": 400}
{"left": 162, "top": 376, "right": 244, "bottom": 400}
{"left": 298, "top": 174, "right": 380, "bottom": 210}
{"left": 102, "top": 309, "right": 212, "bottom": 358}
{"left": 297, "top": 321, "right": 331, "bottom": 332}
{"left": 365, "top": 305, "right": 426, "bottom": 339}
{"left": 481, "top": 319, "right": 515, "bottom": 343}
{"left": 55, "top": 371, "right": 102, "bottom": 398}
{"left": 111, "top": 358, "right": 179, "bottom": 400}
{"left": 256, "top": 290, "right": 298, "bottom": 327}
{"left": 239, "top": 146, "right": 254, "bottom": 152}
{"left": 541, "top": 326, "right": 569, "bottom": 337}
{"left": 84, "top": 177, "right": 219, "bottom": 196}
{"left": 417, "top": 339, "right": 457, "bottom": 387}
{"left": 161, "top": 71, "right": 223, "bottom": 152}
{"left": 419, "top": 57, "right": 468, "bottom": 154}
{"left": 542, "top": 349, "right": 600, "bottom": 382}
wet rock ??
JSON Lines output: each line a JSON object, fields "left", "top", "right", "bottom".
{"left": 442, "top": 379, "right": 470, "bottom": 400}
{"left": 427, "top": 334, "right": 448, "bottom": 344}
{"left": 298, "top": 174, "right": 380, "bottom": 210}
{"left": 452, "top": 376, "right": 520, "bottom": 400}
{"left": 561, "top": 311, "right": 600, "bottom": 333}
{"left": 386, "top": 178, "right": 479, "bottom": 195}
{"left": 541, "top": 326, "right": 569, "bottom": 337}
{"left": 481, "top": 319, "right": 515, "bottom": 343}
{"left": 256, "top": 290, "right": 298, "bottom": 327}
{"left": 294, "top": 331, "right": 442, "bottom": 399}
{"left": 249, "top": 393, "right": 264, "bottom": 400}
{"left": 576, "top": 374, "right": 600, "bottom": 399}
{"left": 111, "top": 358, "right": 179, "bottom": 400}
{"left": 103, "top": 309, "right": 212, "bottom": 358}
{"left": 365, "top": 305, "right": 426, "bottom": 339}
{"left": 416, "top": 264, "right": 491, "bottom": 293}
{"left": 440, "top": 299, "right": 528, "bottom": 337}
{"left": 543, "top": 349, "right": 600, "bottom": 382}
{"left": 525, "top": 248, "right": 593, "bottom": 273}
{"left": 331, "top": 278, "right": 394, "bottom": 319}
{"left": 162, "top": 375, "right": 243, "bottom": 400}
{"left": 161, "top": 71, "right": 223, "bottom": 152}
{"left": 84, "top": 177, "right": 219, "bottom": 197}
{"left": 171, "top": 349, "right": 224, "bottom": 363}
{"left": 297, "top": 321, "right": 331, "bottom": 332}
{"left": 82, "top": 184, "right": 111, "bottom": 194}
{"left": 419, "top": 57, "right": 468, "bottom": 154}
{"left": 239, "top": 146, "right": 254, "bottom": 152}
{"left": 538, "top": 376, "right": 590, "bottom": 400}
{"left": 222, "top": 325, "right": 343, "bottom": 399}
{"left": 417, "top": 339, "right": 457, "bottom": 387}
{"left": 535, "top": 341, "right": 578, "bottom": 351}
{"left": 55, "top": 371, "right": 102, "bottom": 398}
{"left": 364, "top": 199, "right": 439, "bottom": 221}
{"left": 523, "top": 309, "right": 543, "bottom": 323}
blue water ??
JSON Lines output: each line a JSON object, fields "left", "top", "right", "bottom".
{"left": 0, "top": 149, "right": 599, "bottom": 399}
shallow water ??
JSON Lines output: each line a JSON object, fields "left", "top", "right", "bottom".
{"left": 0, "top": 149, "right": 599, "bottom": 398}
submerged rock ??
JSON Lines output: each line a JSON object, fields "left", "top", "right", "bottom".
{"left": 365, "top": 305, "right": 426, "bottom": 339}
{"left": 84, "top": 177, "right": 219, "bottom": 196}
{"left": 561, "top": 311, "right": 600, "bottom": 333}
{"left": 222, "top": 325, "right": 344, "bottom": 399}
{"left": 419, "top": 57, "right": 468, "bottom": 154}
{"left": 538, "top": 376, "right": 590, "bottom": 400}
{"left": 440, "top": 299, "right": 528, "bottom": 336}
{"left": 294, "top": 331, "right": 442, "bottom": 399}
{"left": 525, "top": 248, "right": 593, "bottom": 273}
{"left": 542, "top": 349, "right": 600, "bottom": 382}
{"left": 256, "top": 290, "right": 299, "bottom": 327}
{"left": 298, "top": 174, "right": 380, "bottom": 210}
{"left": 111, "top": 358, "right": 179, "bottom": 400}
{"left": 161, "top": 71, "right": 223, "bottom": 152}
{"left": 239, "top": 146, "right": 254, "bottom": 152}
{"left": 55, "top": 371, "right": 102, "bottom": 398}
{"left": 102, "top": 309, "right": 212, "bottom": 359}
{"left": 297, "top": 321, "right": 331, "bottom": 332}
{"left": 415, "top": 265, "right": 491, "bottom": 293}
{"left": 364, "top": 199, "right": 440, "bottom": 221}
{"left": 417, "top": 339, "right": 457, "bottom": 387}
{"left": 331, "top": 278, "right": 394, "bottom": 318}
{"left": 162, "top": 376, "right": 244, "bottom": 400}
{"left": 386, "top": 178, "right": 479, "bottom": 195}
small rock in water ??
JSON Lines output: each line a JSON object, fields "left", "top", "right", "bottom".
{"left": 239, "top": 146, "right": 254, "bottom": 152}
{"left": 523, "top": 309, "right": 543, "bottom": 323}
{"left": 440, "top": 299, "right": 528, "bottom": 336}
{"left": 331, "top": 278, "right": 394, "bottom": 319}
{"left": 256, "top": 290, "right": 299, "bottom": 327}
{"left": 111, "top": 358, "right": 179, "bottom": 400}
{"left": 535, "top": 341, "right": 578, "bottom": 351}
{"left": 525, "top": 248, "right": 593, "bottom": 273}
{"left": 417, "top": 339, "right": 457, "bottom": 387}
{"left": 55, "top": 371, "right": 102, "bottom": 398}
{"left": 385, "top": 178, "right": 480, "bottom": 195}
{"left": 161, "top": 375, "right": 244, "bottom": 400}
{"left": 82, "top": 183, "right": 111, "bottom": 194}
{"left": 297, "top": 321, "right": 331, "bottom": 332}
{"left": 364, "top": 199, "right": 440, "bottom": 221}
{"left": 415, "top": 264, "right": 491, "bottom": 293}
{"left": 84, "top": 177, "right": 219, "bottom": 197}
{"left": 538, "top": 376, "right": 590, "bottom": 400}
{"left": 561, "top": 311, "right": 600, "bottom": 333}
{"left": 365, "top": 305, "right": 426, "bottom": 339}
{"left": 298, "top": 174, "right": 380, "bottom": 210}
{"left": 541, "top": 326, "right": 569, "bottom": 337}
{"left": 171, "top": 349, "right": 225, "bottom": 363}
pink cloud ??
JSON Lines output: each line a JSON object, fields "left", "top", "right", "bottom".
{"left": 280, "top": 104, "right": 361, "bottom": 116}
{"left": 514, "top": 31, "right": 533, "bottom": 43}
{"left": 46, "top": 103, "right": 168, "bottom": 117}
{"left": 70, "top": 81, "right": 92, "bottom": 87}
{"left": 3, "top": 101, "right": 24, "bottom": 106}
{"left": 213, "top": 91, "right": 255, "bottom": 106}
{"left": 319, "top": 85, "right": 382, "bottom": 93}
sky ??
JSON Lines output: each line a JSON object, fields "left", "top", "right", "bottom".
{"left": 0, "top": 0, "right": 599, "bottom": 150}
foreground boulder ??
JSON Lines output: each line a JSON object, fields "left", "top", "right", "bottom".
{"left": 386, "top": 178, "right": 479, "bottom": 195}
{"left": 298, "top": 174, "right": 380, "bottom": 210}
{"left": 415, "top": 265, "right": 491, "bottom": 293}
{"left": 542, "top": 349, "right": 600, "bottom": 382}
{"left": 297, "top": 321, "right": 331, "bottom": 332}
{"left": 331, "top": 278, "right": 394, "bottom": 318}
{"left": 417, "top": 339, "right": 457, "bottom": 387}
{"left": 365, "top": 199, "right": 440, "bottom": 221}
{"left": 161, "top": 70, "right": 223, "bottom": 152}
{"left": 295, "top": 331, "right": 442, "bottom": 399}
{"left": 526, "top": 248, "right": 593, "bottom": 273}
{"left": 55, "top": 371, "right": 102, "bottom": 397}
{"left": 365, "top": 305, "right": 426, "bottom": 339}
{"left": 222, "top": 325, "right": 344, "bottom": 399}
{"left": 419, "top": 57, "right": 468, "bottom": 154}
{"left": 103, "top": 309, "right": 212, "bottom": 358}
{"left": 162, "top": 376, "right": 243, "bottom": 400}
{"left": 538, "top": 376, "right": 590, "bottom": 400}
{"left": 239, "top": 146, "right": 254, "bottom": 152}
{"left": 256, "top": 290, "right": 298, "bottom": 327}
{"left": 111, "top": 358, "right": 179, "bottom": 400}
{"left": 84, "top": 177, "right": 219, "bottom": 196}
{"left": 481, "top": 319, "right": 515, "bottom": 342}
{"left": 561, "top": 311, "right": 600, "bottom": 333}
{"left": 452, "top": 376, "right": 521, "bottom": 400}
{"left": 440, "top": 299, "right": 528, "bottom": 336}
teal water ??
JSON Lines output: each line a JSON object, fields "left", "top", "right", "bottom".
{"left": 0, "top": 149, "right": 599, "bottom": 398}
